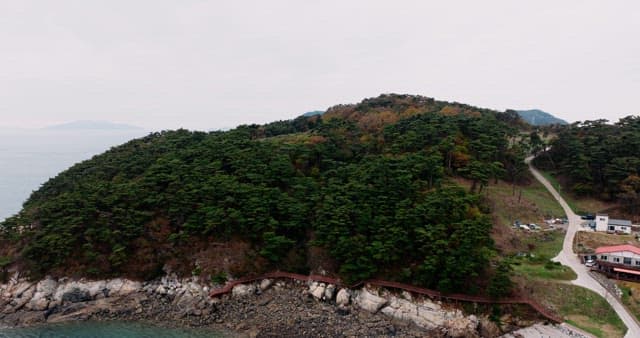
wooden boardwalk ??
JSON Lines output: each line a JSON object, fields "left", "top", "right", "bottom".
{"left": 209, "top": 271, "right": 563, "bottom": 323}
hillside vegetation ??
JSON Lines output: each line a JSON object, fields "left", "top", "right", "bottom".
{"left": 1, "top": 94, "right": 531, "bottom": 296}
{"left": 535, "top": 117, "right": 640, "bottom": 216}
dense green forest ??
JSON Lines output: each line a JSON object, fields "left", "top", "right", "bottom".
{"left": 534, "top": 117, "right": 640, "bottom": 211}
{"left": 0, "top": 94, "right": 529, "bottom": 295}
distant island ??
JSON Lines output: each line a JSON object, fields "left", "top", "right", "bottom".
{"left": 516, "top": 109, "right": 568, "bottom": 126}
{"left": 44, "top": 120, "right": 143, "bottom": 131}
{"left": 301, "top": 110, "right": 325, "bottom": 117}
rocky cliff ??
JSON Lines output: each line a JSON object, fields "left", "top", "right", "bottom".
{"left": 0, "top": 272, "right": 512, "bottom": 337}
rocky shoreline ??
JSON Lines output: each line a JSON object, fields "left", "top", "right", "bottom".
{"left": 1, "top": 273, "right": 552, "bottom": 337}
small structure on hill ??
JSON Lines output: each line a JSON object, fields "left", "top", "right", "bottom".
{"left": 592, "top": 244, "right": 640, "bottom": 281}
{"left": 594, "top": 213, "right": 632, "bottom": 234}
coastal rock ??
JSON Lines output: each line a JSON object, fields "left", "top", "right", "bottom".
{"left": 117, "top": 280, "right": 141, "bottom": 296}
{"left": 445, "top": 314, "right": 479, "bottom": 338}
{"left": 6, "top": 284, "right": 35, "bottom": 313}
{"left": 232, "top": 284, "right": 256, "bottom": 297}
{"left": 85, "top": 280, "right": 107, "bottom": 299}
{"left": 13, "top": 282, "right": 35, "bottom": 299}
{"left": 336, "top": 289, "right": 350, "bottom": 306}
{"left": 259, "top": 279, "right": 273, "bottom": 291}
{"left": 105, "top": 279, "right": 124, "bottom": 296}
{"left": 380, "top": 295, "right": 479, "bottom": 337}
{"left": 309, "top": 282, "right": 326, "bottom": 300}
{"left": 24, "top": 277, "right": 57, "bottom": 311}
{"left": 354, "top": 288, "right": 387, "bottom": 313}
{"left": 62, "top": 287, "right": 92, "bottom": 303}
{"left": 324, "top": 284, "right": 336, "bottom": 300}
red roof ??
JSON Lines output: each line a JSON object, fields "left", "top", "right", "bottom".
{"left": 596, "top": 244, "right": 640, "bottom": 255}
{"left": 614, "top": 267, "right": 640, "bottom": 275}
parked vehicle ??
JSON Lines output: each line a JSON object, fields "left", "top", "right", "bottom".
{"left": 585, "top": 259, "right": 596, "bottom": 267}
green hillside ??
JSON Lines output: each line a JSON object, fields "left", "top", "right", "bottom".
{"left": 0, "top": 94, "right": 527, "bottom": 296}
{"left": 534, "top": 117, "right": 640, "bottom": 213}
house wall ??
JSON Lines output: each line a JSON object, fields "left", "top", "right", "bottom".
{"left": 615, "top": 225, "right": 632, "bottom": 234}
{"left": 595, "top": 214, "right": 609, "bottom": 232}
{"left": 597, "top": 250, "right": 640, "bottom": 268}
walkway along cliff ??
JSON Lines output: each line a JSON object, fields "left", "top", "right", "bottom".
{"left": 209, "top": 270, "right": 563, "bottom": 323}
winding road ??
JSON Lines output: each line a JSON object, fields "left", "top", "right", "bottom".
{"left": 526, "top": 156, "right": 640, "bottom": 338}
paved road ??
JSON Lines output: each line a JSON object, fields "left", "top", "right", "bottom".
{"left": 526, "top": 156, "right": 640, "bottom": 338}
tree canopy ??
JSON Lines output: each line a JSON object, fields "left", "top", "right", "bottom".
{"left": 535, "top": 116, "right": 640, "bottom": 211}
{"left": 0, "top": 94, "right": 526, "bottom": 295}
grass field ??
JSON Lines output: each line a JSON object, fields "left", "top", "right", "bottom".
{"left": 512, "top": 230, "right": 577, "bottom": 280}
{"left": 483, "top": 179, "right": 566, "bottom": 228}
{"left": 617, "top": 281, "right": 640, "bottom": 324}
{"left": 529, "top": 280, "right": 627, "bottom": 338}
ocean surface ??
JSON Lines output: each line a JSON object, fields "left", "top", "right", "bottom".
{"left": 0, "top": 128, "right": 148, "bottom": 222}
{"left": 0, "top": 321, "right": 224, "bottom": 338}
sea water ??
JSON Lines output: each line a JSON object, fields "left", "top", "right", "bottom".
{"left": 0, "top": 129, "right": 148, "bottom": 222}
{"left": 0, "top": 321, "right": 225, "bottom": 338}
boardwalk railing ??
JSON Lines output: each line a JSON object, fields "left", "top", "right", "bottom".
{"left": 209, "top": 271, "right": 563, "bottom": 323}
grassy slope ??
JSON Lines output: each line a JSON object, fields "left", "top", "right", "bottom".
{"left": 617, "top": 281, "right": 640, "bottom": 325}
{"left": 529, "top": 281, "right": 626, "bottom": 338}
{"left": 538, "top": 170, "right": 615, "bottom": 216}
{"left": 484, "top": 179, "right": 565, "bottom": 229}
{"left": 477, "top": 178, "right": 625, "bottom": 336}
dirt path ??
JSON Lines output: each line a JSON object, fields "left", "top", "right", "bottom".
{"left": 526, "top": 156, "right": 640, "bottom": 338}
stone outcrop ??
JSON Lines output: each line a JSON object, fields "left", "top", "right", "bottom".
{"left": 336, "top": 288, "right": 350, "bottom": 306}
{"left": 354, "top": 288, "right": 388, "bottom": 313}
{"left": 231, "top": 283, "right": 255, "bottom": 297}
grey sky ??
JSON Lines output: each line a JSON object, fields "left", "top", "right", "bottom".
{"left": 1, "top": 1, "right": 638, "bottom": 130}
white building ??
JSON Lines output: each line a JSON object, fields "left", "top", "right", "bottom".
{"left": 595, "top": 245, "right": 640, "bottom": 280}
{"left": 594, "top": 213, "right": 632, "bottom": 234}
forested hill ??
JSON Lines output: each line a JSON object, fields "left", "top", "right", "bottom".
{"left": 0, "top": 94, "right": 525, "bottom": 296}
{"left": 534, "top": 117, "right": 640, "bottom": 209}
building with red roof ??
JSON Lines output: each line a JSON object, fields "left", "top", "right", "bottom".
{"left": 593, "top": 244, "right": 640, "bottom": 281}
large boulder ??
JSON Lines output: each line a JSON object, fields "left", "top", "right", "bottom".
{"left": 85, "top": 280, "right": 107, "bottom": 299}
{"left": 380, "top": 294, "right": 479, "bottom": 336}
{"left": 232, "top": 284, "right": 256, "bottom": 297}
{"left": 5, "top": 283, "right": 35, "bottom": 313}
{"left": 354, "top": 288, "right": 387, "bottom": 313}
{"left": 336, "top": 288, "right": 350, "bottom": 306}
{"left": 259, "top": 279, "right": 273, "bottom": 291}
{"left": 324, "top": 284, "right": 336, "bottom": 300}
{"left": 309, "top": 282, "right": 326, "bottom": 300}
{"left": 62, "top": 287, "right": 92, "bottom": 303}
{"left": 25, "top": 277, "right": 58, "bottom": 311}
{"left": 105, "top": 278, "right": 124, "bottom": 296}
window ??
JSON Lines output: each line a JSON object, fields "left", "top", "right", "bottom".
{"left": 609, "top": 226, "right": 615, "bottom": 231}
{"left": 621, "top": 226, "right": 627, "bottom": 230}
{"left": 624, "top": 257, "right": 632, "bottom": 265}
{"left": 635, "top": 261, "right": 640, "bottom": 266}
{"left": 600, "top": 218, "right": 606, "bottom": 221}
{"left": 601, "top": 255, "right": 607, "bottom": 260}
{"left": 614, "top": 257, "right": 620, "bottom": 263}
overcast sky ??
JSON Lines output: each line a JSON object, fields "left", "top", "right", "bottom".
{"left": 1, "top": 1, "right": 639, "bottom": 130}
